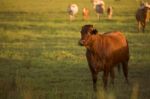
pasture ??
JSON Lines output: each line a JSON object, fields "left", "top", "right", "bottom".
{"left": 0, "top": 0, "right": 150, "bottom": 99}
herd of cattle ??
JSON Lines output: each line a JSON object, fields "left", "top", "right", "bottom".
{"left": 76, "top": 1, "right": 150, "bottom": 91}
{"left": 67, "top": 0, "right": 150, "bottom": 32}
{"left": 67, "top": 0, "right": 112, "bottom": 21}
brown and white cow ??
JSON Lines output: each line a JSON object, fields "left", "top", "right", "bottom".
{"left": 79, "top": 25, "right": 129, "bottom": 91}
{"left": 67, "top": 4, "right": 78, "bottom": 21}
{"left": 136, "top": 2, "right": 150, "bottom": 32}
{"left": 91, "top": 0, "right": 105, "bottom": 20}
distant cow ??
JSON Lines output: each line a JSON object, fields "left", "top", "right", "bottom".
{"left": 82, "top": 8, "right": 89, "bottom": 20}
{"left": 91, "top": 0, "right": 105, "bottom": 20}
{"left": 107, "top": 6, "right": 113, "bottom": 19}
{"left": 136, "top": 2, "right": 150, "bottom": 32}
{"left": 95, "top": 3, "right": 105, "bottom": 20}
{"left": 67, "top": 4, "right": 78, "bottom": 21}
{"left": 79, "top": 25, "right": 129, "bottom": 91}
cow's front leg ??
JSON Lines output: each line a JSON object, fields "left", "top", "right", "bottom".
{"left": 92, "top": 71, "right": 98, "bottom": 91}
{"left": 103, "top": 68, "right": 109, "bottom": 90}
{"left": 141, "top": 22, "right": 146, "bottom": 32}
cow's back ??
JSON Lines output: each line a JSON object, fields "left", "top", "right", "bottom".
{"left": 97, "top": 32, "right": 129, "bottom": 65}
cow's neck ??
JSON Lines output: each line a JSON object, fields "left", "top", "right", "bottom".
{"left": 86, "top": 35, "right": 103, "bottom": 55}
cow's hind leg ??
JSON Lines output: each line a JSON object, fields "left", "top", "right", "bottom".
{"left": 110, "top": 68, "right": 115, "bottom": 86}
{"left": 121, "top": 61, "right": 129, "bottom": 84}
{"left": 137, "top": 21, "right": 141, "bottom": 32}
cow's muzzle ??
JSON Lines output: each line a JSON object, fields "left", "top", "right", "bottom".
{"left": 78, "top": 40, "right": 85, "bottom": 46}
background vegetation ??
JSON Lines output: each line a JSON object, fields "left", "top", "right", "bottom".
{"left": 0, "top": 0, "right": 150, "bottom": 99}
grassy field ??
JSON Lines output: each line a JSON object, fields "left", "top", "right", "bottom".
{"left": 0, "top": 0, "right": 150, "bottom": 99}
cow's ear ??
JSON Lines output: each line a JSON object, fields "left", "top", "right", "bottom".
{"left": 91, "top": 29, "right": 98, "bottom": 34}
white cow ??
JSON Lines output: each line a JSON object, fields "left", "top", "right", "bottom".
{"left": 67, "top": 4, "right": 78, "bottom": 21}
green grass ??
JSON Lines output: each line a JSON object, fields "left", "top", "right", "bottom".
{"left": 0, "top": 0, "right": 150, "bottom": 99}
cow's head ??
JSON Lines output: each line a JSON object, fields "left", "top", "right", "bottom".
{"left": 143, "top": 2, "right": 150, "bottom": 12}
{"left": 79, "top": 24, "right": 98, "bottom": 46}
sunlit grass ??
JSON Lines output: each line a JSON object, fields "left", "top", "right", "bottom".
{"left": 0, "top": 0, "right": 150, "bottom": 99}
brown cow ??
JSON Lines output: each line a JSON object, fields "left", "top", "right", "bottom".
{"left": 136, "top": 2, "right": 150, "bottom": 32}
{"left": 82, "top": 8, "right": 89, "bottom": 20}
{"left": 79, "top": 25, "right": 129, "bottom": 91}
{"left": 107, "top": 6, "right": 113, "bottom": 19}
